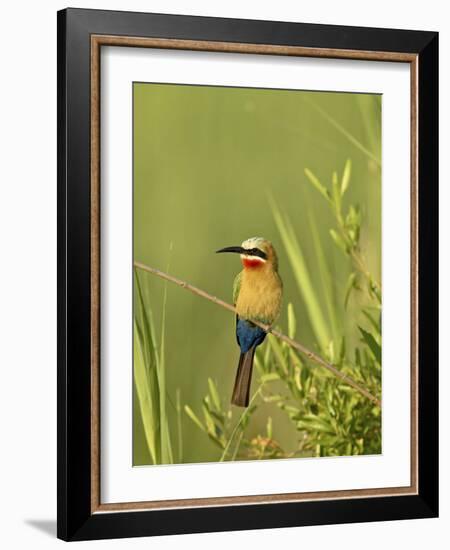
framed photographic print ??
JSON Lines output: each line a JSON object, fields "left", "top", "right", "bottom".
{"left": 57, "top": 8, "right": 438, "bottom": 541}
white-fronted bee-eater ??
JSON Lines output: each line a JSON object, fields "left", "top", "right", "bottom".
{"left": 216, "top": 237, "right": 283, "bottom": 407}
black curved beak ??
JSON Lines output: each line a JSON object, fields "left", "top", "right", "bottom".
{"left": 216, "top": 246, "right": 245, "bottom": 255}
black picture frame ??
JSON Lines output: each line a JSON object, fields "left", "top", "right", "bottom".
{"left": 57, "top": 7, "right": 438, "bottom": 541}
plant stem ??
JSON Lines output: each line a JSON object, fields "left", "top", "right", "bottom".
{"left": 334, "top": 212, "right": 381, "bottom": 294}
{"left": 219, "top": 386, "right": 262, "bottom": 462}
{"left": 134, "top": 261, "right": 381, "bottom": 407}
{"left": 230, "top": 431, "right": 244, "bottom": 461}
{"left": 176, "top": 388, "right": 183, "bottom": 463}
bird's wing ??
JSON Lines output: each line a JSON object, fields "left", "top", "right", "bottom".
{"left": 232, "top": 271, "right": 242, "bottom": 305}
{"left": 233, "top": 272, "right": 242, "bottom": 346}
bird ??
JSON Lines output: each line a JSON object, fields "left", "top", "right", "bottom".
{"left": 216, "top": 237, "right": 283, "bottom": 407}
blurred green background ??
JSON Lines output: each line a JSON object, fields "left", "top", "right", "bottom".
{"left": 133, "top": 82, "right": 381, "bottom": 465}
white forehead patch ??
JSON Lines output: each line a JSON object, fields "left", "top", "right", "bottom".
{"left": 241, "top": 236, "right": 265, "bottom": 249}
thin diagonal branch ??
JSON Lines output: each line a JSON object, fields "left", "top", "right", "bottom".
{"left": 134, "top": 261, "right": 381, "bottom": 407}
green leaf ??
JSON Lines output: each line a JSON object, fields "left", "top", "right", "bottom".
{"left": 269, "top": 196, "right": 331, "bottom": 352}
{"left": 157, "top": 278, "right": 173, "bottom": 465}
{"left": 207, "top": 432, "right": 225, "bottom": 448}
{"left": 297, "top": 416, "right": 335, "bottom": 435}
{"left": 133, "top": 322, "right": 158, "bottom": 464}
{"left": 266, "top": 417, "right": 273, "bottom": 439}
{"left": 294, "top": 367, "right": 302, "bottom": 392}
{"left": 362, "top": 309, "right": 381, "bottom": 336}
{"left": 202, "top": 402, "right": 216, "bottom": 434}
{"left": 358, "top": 326, "right": 382, "bottom": 365}
{"left": 184, "top": 405, "right": 206, "bottom": 433}
{"left": 134, "top": 267, "right": 174, "bottom": 465}
{"left": 134, "top": 270, "right": 159, "bottom": 367}
{"left": 307, "top": 210, "right": 341, "bottom": 345}
{"left": 304, "top": 168, "right": 330, "bottom": 202}
{"left": 341, "top": 159, "right": 352, "bottom": 195}
{"left": 280, "top": 404, "right": 301, "bottom": 416}
{"left": 339, "top": 337, "right": 346, "bottom": 364}
{"left": 209, "top": 409, "right": 225, "bottom": 425}
{"left": 332, "top": 171, "right": 341, "bottom": 216}
{"left": 327, "top": 340, "right": 335, "bottom": 363}
{"left": 208, "top": 378, "right": 221, "bottom": 411}
{"left": 264, "top": 394, "right": 284, "bottom": 403}
{"left": 176, "top": 388, "right": 183, "bottom": 463}
{"left": 287, "top": 302, "right": 297, "bottom": 339}
{"left": 344, "top": 272, "right": 357, "bottom": 309}
{"left": 268, "top": 337, "right": 288, "bottom": 374}
{"left": 329, "top": 229, "right": 348, "bottom": 254}
{"left": 264, "top": 342, "right": 272, "bottom": 363}
{"left": 346, "top": 205, "right": 361, "bottom": 231}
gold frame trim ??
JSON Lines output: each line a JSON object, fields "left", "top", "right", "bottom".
{"left": 90, "top": 35, "right": 419, "bottom": 514}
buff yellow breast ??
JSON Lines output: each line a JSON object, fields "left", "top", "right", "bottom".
{"left": 236, "top": 265, "right": 282, "bottom": 324}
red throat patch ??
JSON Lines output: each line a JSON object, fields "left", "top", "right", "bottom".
{"left": 242, "top": 258, "right": 264, "bottom": 269}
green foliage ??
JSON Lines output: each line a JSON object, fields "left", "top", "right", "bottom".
{"left": 134, "top": 270, "right": 178, "bottom": 464}
{"left": 269, "top": 195, "right": 331, "bottom": 352}
{"left": 184, "top": 377, "right": 232, "bottom": 451}
{"left": 134, "top": 84, "right": 382, "bottom": 464}
{"left": 241, "top": 417, "right": 286, "bottom": 460}
{"left": 133, "top": 85, "right": 383, "bottom": 463}
{"left": 184, "top": 377, "right": 261, "bottom": 461}
{"left": 304, "top": 160, "right": 381, "bottom": 305}
{"left": 255, "top": 315, "right": 381, "bottom": 457}
{"left": 184, "top": 160, "right": 382, "bottom": 460}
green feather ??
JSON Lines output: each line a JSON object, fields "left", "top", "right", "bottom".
{"left": 232, "top": 271, "right": 242, "bottom": 305}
